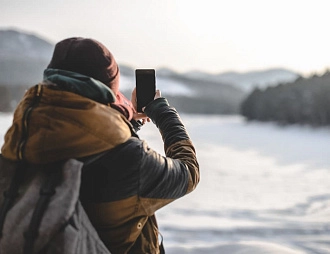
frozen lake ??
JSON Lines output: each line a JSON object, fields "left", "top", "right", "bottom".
{"left": 1, "top": 113, "right": 329, "bottom": 253}
{"left": 139, "top": 115, "right": 330, "bottom": 254}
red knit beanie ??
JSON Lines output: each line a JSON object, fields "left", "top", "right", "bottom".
{"left": 47, "top": 37, "right": 135, "bottom": 119}
{"left": 48, "top": 37, "right": 120, "bottom": 93}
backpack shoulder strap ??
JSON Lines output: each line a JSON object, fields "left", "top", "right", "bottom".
{"left": 23, "top": 162, "right": 62, "bottom": 254}
{"left": 0, "top": 149, "right": 107, "bottom": 239}
{"left": 0, "top": 156, "right": 25, "bottom": 238}
{"left": 0, "top": 157, "right": 85, "bottom": 254}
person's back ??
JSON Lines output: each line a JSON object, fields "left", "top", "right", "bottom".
{"left": 79, "top": 98, "right": 199, "bottom": 253}
{"left": 1, "top": 37, "right": 199, "bottom": 253}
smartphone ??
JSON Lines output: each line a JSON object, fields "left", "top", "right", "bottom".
{"left": 135, "top": 69, "right": 156, "bottom": 112}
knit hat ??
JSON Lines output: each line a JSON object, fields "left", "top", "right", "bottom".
{"left": 47, "top": 37, "right": 135, "bottom": 119}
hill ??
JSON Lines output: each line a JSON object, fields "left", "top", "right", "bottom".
{"left": 0, "top": 29, "right": 53, "bottom": 86}
{"left": 185, "top": 68, "right": 299, "bottom": 92}
{"left": 0, "top": 29, "right": 246, "bottom": 114}
{"left": 0, "top": 28, "right": 299, "bottom": 114}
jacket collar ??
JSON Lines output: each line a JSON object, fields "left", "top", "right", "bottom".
{"left": 43, "top": 68, "right": 116, "bottom": 105}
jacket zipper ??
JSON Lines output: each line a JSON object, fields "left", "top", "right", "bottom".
{"left": 17, "top": 84, "right": 43, "bottom": 161}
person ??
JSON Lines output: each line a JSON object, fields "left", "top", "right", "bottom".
{"left": 1, "top": 37, "right": 199, "bottom": 253}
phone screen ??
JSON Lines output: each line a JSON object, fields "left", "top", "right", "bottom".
{"left": 135, "top": 69, "right": 156, "bottom": 112}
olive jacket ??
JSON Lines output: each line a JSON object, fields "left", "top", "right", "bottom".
{"left": 1, "top": 69, "right": 200, "bottom": 253}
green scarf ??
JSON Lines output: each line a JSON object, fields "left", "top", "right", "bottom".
{"left": 43, "top": 68, "right": 116, "bottom": 105}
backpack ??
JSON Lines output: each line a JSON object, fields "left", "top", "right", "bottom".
{"left": 0, "top": 154, "right": 111, "bottom": 254}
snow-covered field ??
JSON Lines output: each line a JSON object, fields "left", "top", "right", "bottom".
{"left": 1, "top": 113, "right": 329, "bottom": 253}
{"left": 139, "top": 115, "right": 330, "bottom": 254}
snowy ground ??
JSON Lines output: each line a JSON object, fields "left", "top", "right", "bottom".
{"left": 139, "top": 115, "right": 330, "bottom": 254}
{"left": 1, "top": 113, "right": 329, "bottom": 254}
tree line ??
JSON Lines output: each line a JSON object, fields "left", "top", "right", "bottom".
{"left": 241, "top": 70, "right": 330, "bottom": 126}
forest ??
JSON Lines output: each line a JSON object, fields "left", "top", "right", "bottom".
{"left": 241, "top": 70, "right": 330, "bottom": 126}
{"left": 2, "top": 69, "right": 330, "bottom": 128}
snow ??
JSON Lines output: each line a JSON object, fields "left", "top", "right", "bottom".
{"left": 139, "top": 115, "right": 330, "bottom": 254}
{"left": 1, "top": 113, "right": 329, "bottom": 254}
{"left": 168, "top": 241, "right": 305, "bottom": 254}
{"left": 119, "top": 75, "right": 196, "bottom": 97}
{"left": 157, "top": 77, "right": 195, "bottom": 96}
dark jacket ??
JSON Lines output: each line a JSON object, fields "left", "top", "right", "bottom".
{"left": 1, "top": 69, "right": 200, "bottom": 253}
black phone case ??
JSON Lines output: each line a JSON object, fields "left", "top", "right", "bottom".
{"left": 136, "top": 69, "right": 156, "bottom": 112}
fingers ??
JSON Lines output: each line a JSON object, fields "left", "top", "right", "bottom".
{"left": 133, "top": 112, "right": 149, "bottom": 121}
{"left": 131, "top": 88, "right": 162, "bottom": 120}
{"left": 154, "top": 89, "right": 161, "bottom": 99}
{"left": 133, "top": 112, "right": 151, "bottom": 126}
{"left": 131, "top": 88, "right": 137, "bottom": 110}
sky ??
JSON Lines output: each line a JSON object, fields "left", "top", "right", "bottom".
{"left": 1, "top": 0, "right": 330, "bottom": 75}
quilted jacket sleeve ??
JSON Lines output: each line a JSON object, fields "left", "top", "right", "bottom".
{"left": 139, "top": 98, "right": 199, "bottom": 202}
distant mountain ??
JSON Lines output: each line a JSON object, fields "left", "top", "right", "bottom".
{"left": 118, "top": 65, "right": 246, "bottom": 114}
{"left": 185, "top": 68, "right": 300, "bottom": 92}
{"left": 0, "top": 28, "right": 298, "bottom": 114}
{"left": 216, "top": 69, "right": 300, "bottom": 91}
{"left": 0, "top": 29, "right": 53, "bottom": 60}
{"left": 0, "top": 29, "right": 54, "bottom": 86}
